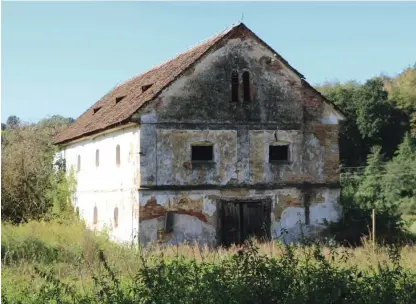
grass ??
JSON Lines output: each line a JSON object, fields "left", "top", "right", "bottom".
{"left": 2, "top": 219, "right": 416, "bottom": 303}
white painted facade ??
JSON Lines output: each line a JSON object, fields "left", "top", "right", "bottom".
{"left": 59, "top": 125, "right": 141, "bottom": 243}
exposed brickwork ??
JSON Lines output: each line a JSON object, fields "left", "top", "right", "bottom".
{"left": 139, "top": 197, "right": 208, "bottom": 223}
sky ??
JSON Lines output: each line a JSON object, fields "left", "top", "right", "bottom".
{"left": 2, "top": 1, "right": 416, "bottom": 123}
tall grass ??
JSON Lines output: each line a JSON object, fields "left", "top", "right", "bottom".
{"left": 2, "top": 220, "right": 416, "bottom": 303}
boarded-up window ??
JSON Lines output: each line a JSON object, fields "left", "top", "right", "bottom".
{"left": 93, "top": 206, "right": 98, "bottom": 225}
{"left": 77, "top": 155, "right": 81, "bottom": 172}
{"left": 95, "top": 149, "right": 100, "bottom": 167}
{"left": 231, "top": 71, "right": 239, "bottom": 102}
{"left": 114, "top": 207, "right": 119, "bottom": 228}
{"left": 116, "top": 145, "right": 120, "bottom": 167}
{"left": 269, "top": 145, "right": 289, "bottom": 162}
{"left": 243, "top": 71, "right": 251, "bottom": 102}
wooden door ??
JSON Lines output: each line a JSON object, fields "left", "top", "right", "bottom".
{"left": 242, "top": 202, "right": 271, "bottom": 242}
{"left": 221, "top": 202, "right": 241, "bottom": 246}
{"left": 220, "top": 200, "right": 271, "bottom": 246}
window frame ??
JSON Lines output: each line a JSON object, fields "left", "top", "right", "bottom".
{"left": 268, "top": 142, "right": 291, "bottom": 163}
{"left": 191, "top": 142, "right": 215, "bottom": 163}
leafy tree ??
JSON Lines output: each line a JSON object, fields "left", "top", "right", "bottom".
{"left": 1, "top": 116, "right": 75, "bottom": 223}
{"left": 387, "top": 66, "right": 416, "bottom": 136}
{"left": 6, "top": 115, "right": 21, "bottom": 129}
{"left": 382, "top": 134, "right": 416, "bottom": 220}
{"left": 318, "top": 77, "right": 409, "bottom": 167}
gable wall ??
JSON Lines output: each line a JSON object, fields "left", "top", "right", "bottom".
{"left": 137, "top": 35, "right": 341, "bottom": 188}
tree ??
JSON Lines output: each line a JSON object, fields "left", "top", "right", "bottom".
{"left": 387, "top": 66, "right": 416, "bottom": 136}
{"left": 1, "top": 116, "right": 75, "bottom": 223}
{"left": 354, "top": 146, "right": 386, "bottom": 209}
{"left": 6, "top": 115, "right": 21, "bottom": 129}
{"left": 382, "top": 134, "right": 416, "bottom": 219}
{"left": 318, "top": 77, "right": 409, "bottom": 167}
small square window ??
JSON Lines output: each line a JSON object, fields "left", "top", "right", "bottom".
{"left": 269, "top": 145, "right": 289, "bottom": 162}
{"left": 191, "top": 145, "right": 213, "bottom": 162}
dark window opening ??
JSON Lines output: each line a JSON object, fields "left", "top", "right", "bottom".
{"left": 115, "top": 96, "right": 125, "bottom": 104}
{"left": 243, "top": 71, "right": 251, "bottom": 102}
{"left": 114, "top": 207, "right": 119, "bottom": 228}
{"left": 93, "top": 106, "right": 102, "bottom": 114}
{"left": 116, "top": 145, "right": 121, "bottom": 167}
{"left": 231, "top": 71, "right": 239, "bottom": 102}
{"left": 142, "top": 84, "right": 153, "bottom": 92}
{"left": 95, "top": 149, "right": 99, "bottom": 167}
{"left": 165, "top": 211, "right": 174, "bottom": 233}
{"left": 191, "top": 145, "right": 213, "bottom": 162}
{"left": 269, "top": 145, "right": 289, "bottom": 162}
{"left": 77, "top": 155, "right": 81, "bottom": 172}
{"left": 93, "top": 206, "right": 98, "bottom": 225}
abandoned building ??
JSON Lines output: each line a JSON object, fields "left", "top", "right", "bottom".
{"left": 54, "top": 23, "right": 345, "bottom": 246}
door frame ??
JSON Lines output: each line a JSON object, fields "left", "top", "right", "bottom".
{"left": 216, "top": 196, "right": 272, "bottom": 246}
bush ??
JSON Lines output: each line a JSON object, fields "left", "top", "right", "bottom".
{"left": 3, "top": 240, "right": 416, "bottom": 304}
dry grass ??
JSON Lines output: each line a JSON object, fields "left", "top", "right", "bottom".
{"left": 138, "top": 238, "right": 416, "bottom": 270}
{"left": 2, "top": 219, "right": 416, "bottom": 303}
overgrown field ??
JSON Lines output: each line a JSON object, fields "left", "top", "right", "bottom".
{"left": 2, "top": 220, "right": 416, "bottom": 304}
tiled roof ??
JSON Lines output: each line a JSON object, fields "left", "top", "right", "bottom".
{"left": 55, "top": 23, "right": 343, "bottom": 145}
{"left": 54, "top": 24, "right": 239, "bottom": 144}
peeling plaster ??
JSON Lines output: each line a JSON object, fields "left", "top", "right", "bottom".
{"left": 62, "top": 33, "right": 342, "bottom": 247}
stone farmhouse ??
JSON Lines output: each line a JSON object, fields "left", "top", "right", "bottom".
{"left": 54, "top": 23, "right": 345, "bottom": 246}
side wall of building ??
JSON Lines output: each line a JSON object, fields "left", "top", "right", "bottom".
{"left": 60, "top": 125, "right": 141, "bottom": 243}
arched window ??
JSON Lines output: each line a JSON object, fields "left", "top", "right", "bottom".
{"left": 93, "top": 206, "right": 98, "bottom": 225}
{"left": 95, "top": 149, "right": 100, "bottom": 167}
{"left": 77, "top": 155, "right": 81, "bottom": 172}
{"left": 243, "top": 71, "right": 251, "bottom": 102}
{"left": 114, "top": 207, "right": 119, "bottom": 228}
{"left": 231, "top": 71, "right": 239, "bottom": 102}
{"left": 116, "top": 145, "right": 121, "bottom": 167}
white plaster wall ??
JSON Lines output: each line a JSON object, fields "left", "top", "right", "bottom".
{"left": 60, "top": 125, "right": 140, "bottom": 243}
{"left": 272, "top": 188, "right": 341, "bottom": 243}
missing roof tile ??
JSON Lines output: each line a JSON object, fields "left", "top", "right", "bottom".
{"left": 93, "top": 106, "right": 102, "bottom": 114}
{"left": 142, "top": 84, "right": 153, "bottom": 92}
{"left": 115, "top": 96, "right": 126, "bottom": 104}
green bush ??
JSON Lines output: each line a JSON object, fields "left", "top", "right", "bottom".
{"left": 3, "top": 241, "right": 416, "bottom": 304}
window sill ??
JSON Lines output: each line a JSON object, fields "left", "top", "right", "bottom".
{"left": 191, "top": 161, "right": 216, "bottom": 167}
{"left": 269, "top": 160, "right": 292, "bottom": 165}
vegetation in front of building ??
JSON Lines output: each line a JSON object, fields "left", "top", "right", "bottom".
{"left": 1, "top": 65, "right": 416, "bottom": 303}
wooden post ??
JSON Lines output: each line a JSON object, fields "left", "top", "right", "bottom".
{"left": 372, "top": 208, "right": 376, "bottom": 250}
